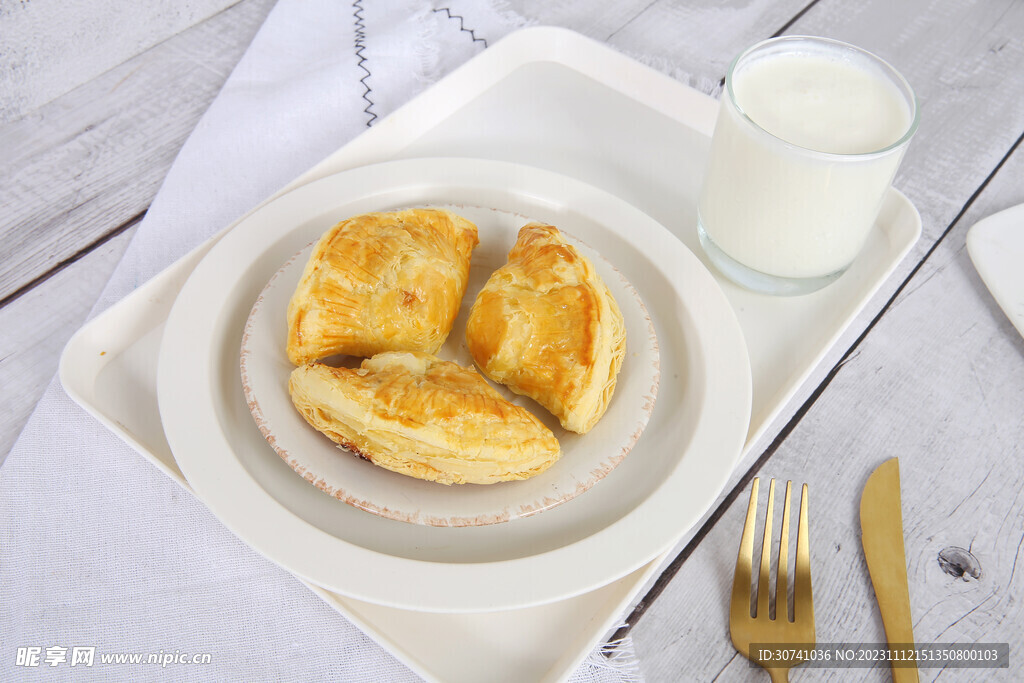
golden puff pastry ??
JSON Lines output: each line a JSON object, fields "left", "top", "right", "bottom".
{"left": 286, "top": 208, "right": 478, "bottom": 365}
{"left": 466, "top": 223, "right": 626, "bottom": 434}
{"left": 288, "top": 352, "right": 561, "bottom": 485}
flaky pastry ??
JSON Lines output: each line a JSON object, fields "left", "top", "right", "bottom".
{"left": 466, "top": 223, "right": 626, "bottom": 434}
{"left": 288, "top": 352, "right": 561, "bottom": 485}
{"left": 286, "top": 208, "right": 478, "bottom": 365}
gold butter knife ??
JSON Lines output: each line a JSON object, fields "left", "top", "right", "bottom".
{"left": 860, "top": 458, "right": 918, "bottom": 682}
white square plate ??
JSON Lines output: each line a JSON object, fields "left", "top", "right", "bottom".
{"left": 967, "top": 202, "right": 1024, "bottom": 339}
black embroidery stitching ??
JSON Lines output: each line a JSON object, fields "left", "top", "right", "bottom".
{"left": 432, "top": 7, "right": 488, "bottom": 48}
{"left": 353, "top": 0, "right": 377, "bottom": 127}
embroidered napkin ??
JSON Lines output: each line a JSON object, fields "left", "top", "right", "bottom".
{"left": 0, "top": 1, "right": 646, "bottom": 680}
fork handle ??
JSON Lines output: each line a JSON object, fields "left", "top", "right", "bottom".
{"left": 767, "top": 668, "right": 790, "bottom": 683}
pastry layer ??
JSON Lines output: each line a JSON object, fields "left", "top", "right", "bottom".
{"left": 466, "top": 223, "right": 626, "bottom": 434}
{"left": 288, "top": 352, "right": 561, "bottom": 485}
{"left": 286, "top": 208, "right": 478, "bottom": 365}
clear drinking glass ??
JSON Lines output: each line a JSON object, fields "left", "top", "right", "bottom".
{"left": 697, "top": 36, "right": 919, "bottom": 296}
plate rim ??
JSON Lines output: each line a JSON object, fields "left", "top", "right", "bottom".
{"left": 157, "top": 157, "right": 752, "bottom": 612}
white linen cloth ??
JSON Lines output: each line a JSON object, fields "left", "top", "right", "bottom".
{"left": 0, "top": 1, "right": 651, "bottom": 680}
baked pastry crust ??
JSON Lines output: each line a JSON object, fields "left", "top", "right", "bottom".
{"left": 288, "top": 352, "right": 561, "bottom": 485}
{"left": 466, "top": 223, "right": 626, "bottom": 434}
{"left": 286, "top": 208, "right": 478, "bottom": 365}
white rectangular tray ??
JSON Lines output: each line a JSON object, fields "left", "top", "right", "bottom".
{"left": 60, "top": 27, "right": 921, "bottom": 683}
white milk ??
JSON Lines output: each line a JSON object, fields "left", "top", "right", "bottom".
{"left": 698, "top": 41, "right": 914, "bottom": 281}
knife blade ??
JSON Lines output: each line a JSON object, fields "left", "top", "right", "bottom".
{"left": 860, "top": 458, "right": 918, "bottom": 682}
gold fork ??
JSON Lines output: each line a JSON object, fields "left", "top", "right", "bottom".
{"left": 730, "top": 478, "right": 815, "bottom": 682}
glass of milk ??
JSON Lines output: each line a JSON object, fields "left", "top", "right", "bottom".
{"left": 697, "top": 36, "right": 918, "bottom": 295}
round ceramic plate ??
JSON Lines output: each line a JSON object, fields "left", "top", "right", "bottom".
{"left": 240, "top": 207, "right": 660, "bottom": 526}
{"left": 157, "top": 158, "right": 752, "bottom": 613}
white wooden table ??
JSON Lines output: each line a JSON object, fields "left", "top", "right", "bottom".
{"left": 3, "top": 1, "right": 1022, "bottom": 680}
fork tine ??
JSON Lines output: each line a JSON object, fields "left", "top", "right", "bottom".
{"left": 794, "top": 483, "right": 814, "bottom": 625}
{"left": 731, "top": 480, "right": 814, "bottom": 679}
{"left": 731, "top": 478, "right": 759, "bottom": 622}
{"left": 756, "top": 479, "right": 775, "bottom": 619}
{"left": 776, "top": 480, "right": 792, "bottom": 622}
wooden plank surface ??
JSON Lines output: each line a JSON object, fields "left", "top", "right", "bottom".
{"left": 0, "top": 0, "right": 239, "bottom": 121}
{"left": 604, "top": 0, "right": 816, "bottom": 80}
{"left": 0, "top": 0, "right": 277, "bottom": 304}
